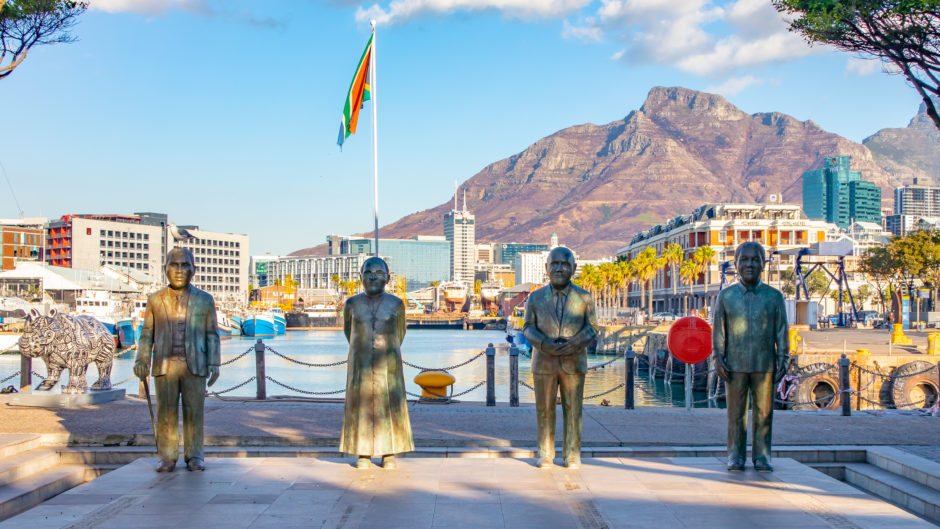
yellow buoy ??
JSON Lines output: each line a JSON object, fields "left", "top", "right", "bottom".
{"left": 856, "top": 348, "right": 870, "bottom": 356}
{"left": 414, "top": 370, "right": 455, "bottom": 399}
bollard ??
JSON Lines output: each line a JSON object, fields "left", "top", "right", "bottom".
{"left": 625, "top": 345, "right": 635, "bottom": 410}
{"left": 838, "top": 354, "right": 851, "bottom": 416}
{"left": 509, "top": 345, "right": 519, "bottom": 407}
{"left": 685, "top": 361, "right": 693, "bottom": 412}
{"left": 19, "top": 354, "right": 31, "bottom": 393}
{"left": 485, "top": 344, "right": 496, "bottom": 406}
{"left": 255, "top": 339, "right": 266, "bottom": 400}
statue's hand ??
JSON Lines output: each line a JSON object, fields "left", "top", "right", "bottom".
{"left": 713, "top": 357, "right": 730, "bottom": 383}
{"left": 207, "top": 366, "right": 220, "bottom": 387}
{"left": 773, "top": 360, "right": 787, "bottom": 384}
{"left": 133, "top": 361, "right": 149, "bottom": 380}
{"left": 556, "top": 339, "right": 579, "bottom": 356}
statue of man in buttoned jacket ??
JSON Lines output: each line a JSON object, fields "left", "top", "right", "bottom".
{"left": 712, "top": 241, "right": 789, "bottom": 472}
{"left": 134, "top": 247, "right": 220, "bottom": 473}
{"left": 523, "top": 246, "right": 598, "bottom": 469}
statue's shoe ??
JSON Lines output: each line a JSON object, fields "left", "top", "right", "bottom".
{"left": 381, "top": 455, "right": 397, "bottom": 469}
{"left": 156, "top": 460, "right": 176, "bottom": 473}
{"left": 187, "top": 458, "right": 206, "bottom": 471}
{"left": 356, "top": 457, "right": 372, "bottom": 469}
{"left": 536, "top": 456, "right": 554, "bottom": 469}
{"left": 753, "top": 458, "right": 774, "bottom": 472}
{"left": 727, "top": 458, "right": 745, "bottom": 472}
{"left": 565, "top": 457, "right": 581, "bottom": 469}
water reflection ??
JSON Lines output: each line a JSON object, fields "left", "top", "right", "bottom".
{"left": 0, "top": 329, "right": 720, "bottom": 408}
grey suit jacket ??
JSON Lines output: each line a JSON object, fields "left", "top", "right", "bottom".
{"left": 135, "top": 285, "right": 221, "bottom": 377}
{"left": 522, "top": 283, "right": 598, "bottom": 375}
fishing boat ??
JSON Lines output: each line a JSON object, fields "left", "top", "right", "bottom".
{"left": 439, "top": 281, "right": 468, "bottom": 312}
{"left": 480, "top": 282, "right": 501, "bottom": 313}
{"left": 241, "top": 313, "right": 276, "bottom": 337}
{"left": 217, "top": 314, "right": 233, "bottom": 340}
{"left": 505, "top": 303, "right": 530, "bottom": 351}
{"left": 270, "top": 308, "right": 287, "bottom": 335}
{"left": 285, "top": 303, "right": 340, "bottom": 329}
{"left": 115, "top": 318, "right": 137, "bottom": 348}
{"left": 229, "top": 314, "right": 243, "bottom": 336}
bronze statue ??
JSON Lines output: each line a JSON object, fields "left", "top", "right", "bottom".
{"left": 712, "top": 241, "right": 789, "bottom": 472}
{"left": 134, "top": 248, "right": 220, "bottom": 472}
{"left": 523, "top": 247, "right": 598, "bottom": 469}
{"left": 340, "top": 257, "right": 414, "bottom": 469}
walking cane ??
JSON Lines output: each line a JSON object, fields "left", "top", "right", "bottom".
{"left": 143, "top": 377, "right": 157, "bottom": 444}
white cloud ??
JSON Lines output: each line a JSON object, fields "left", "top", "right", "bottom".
{"left": 677, "top": 31, "right": 814, "bottom": 75}
{"left": 355, "top": 0, "right": 591, "bottom": 25}
{"left": 562, "top": 20, "right": 603, "bottom": 43}
{"left": 708, "top": 74, "right": 763, "bottom": 95}
{"left": 90, "top": 0, "right": 209, "bottom": 15}
{"left": 610, "top": 49, "right": 625, "bottom": 61}
{"left": 846, "top": 57, "right": 880, "bottom": 76}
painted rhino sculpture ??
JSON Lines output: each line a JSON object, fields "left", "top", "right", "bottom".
{"left": 18, "top": 308, "right": 116, "bottom": 394}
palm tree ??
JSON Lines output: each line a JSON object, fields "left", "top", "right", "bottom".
{"left": 633, "top": 247, "right": 663, "bottom": 320}
{"left": 617, "top": 258, "right": 636, "bottom": 307}
{"left": 578, "top": 263, "right": 600, "bottom": 303}
{"left": 679, "top": 258, "right": 701, "bottom": 315}
{"left": 693, "top": 246, "right": 717, "bottom": 313}
{"left": 602, "top": 262, "right": 623, "bottom": 310}
{"left": 663, "top": 243, "right": 684, "bottom": 312}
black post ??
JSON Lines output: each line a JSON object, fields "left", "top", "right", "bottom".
{"left": 255, "top": 339, "right": 266, "bottom": 400}
{"left": 486, "top": 344, "right": 496, "bottom": 406}
{"left": 625, "top": 345, "right": 635, "bottom": 410}
{"left": 19, "top": 354, "right": 31, "bottom": 393}
{"left": 509, "top": 345, "right": 519, "bottom": 407}
{"left": 838, "top": 354, "right": 851, "bottom": 416}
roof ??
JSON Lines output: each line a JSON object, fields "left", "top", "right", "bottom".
{"left": 0, "top": 263, "right": 138, "bottom": 292}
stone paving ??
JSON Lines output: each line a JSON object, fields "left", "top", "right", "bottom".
{"left": 1, "top": 456, "right": 934, "bottom": 529}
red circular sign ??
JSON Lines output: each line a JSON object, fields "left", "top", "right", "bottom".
{"left": 667, "top": 316, "right": 712, "bottom": 364}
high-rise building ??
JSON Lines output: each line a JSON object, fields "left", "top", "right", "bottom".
{"left": 172, "top": 226, "right": 249, "bottom": 305}
{"left": 46, "top": 215, "right": 163, "bottom": 273}
{"left": 325, "top": 235, "right": 451, "bottom": 290}
{"left": 0, "top": 218, "right": 46, "bottom": 271}
{"left": 493, "top": 242, "right": 549, "bottom": 266}
{"left": 444, "top": 192, "right": 475, "bottom": 282}
{"left": 895, "top": 179, "right": 940, "bottom": 217}
{"left": 802, "top": 155, "right": 881, "bottom": 228}
{"left": 249, "top": 255, "right": 281, "bottom": 288}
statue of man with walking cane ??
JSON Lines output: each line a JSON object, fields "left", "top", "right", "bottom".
{"left": 134, "top": 248, "right": 221, "bottom": 472}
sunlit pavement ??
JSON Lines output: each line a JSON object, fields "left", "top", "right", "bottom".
{"left": 1, "top": 456, "right": 933, "bottom": 529}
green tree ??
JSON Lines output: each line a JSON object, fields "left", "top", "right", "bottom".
{"left": 663, "top": 243, "right": 684, "bottom": 305}
{"left": 632, "top": 247, "right": 665, "bottom": 319}
{"left": 858, "top": 244, "right": 900, "bottom": 314}
{"left": 679, "top": 258, "right": 701, "bottom": 315}
{"left": 1, "top": 0, "right": 86, "bottom": 79}
{"left": 774, "top": 0, "right": 940, "bottom": 130}
{"left": 692, "top": 246, "right": 717, "bottom": 313}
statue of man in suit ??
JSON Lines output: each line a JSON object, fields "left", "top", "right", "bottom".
{"left": 712, "top": 241, "right": 789, "bottom": 472}
{"left": 134, "top": 247, "right": 220, "bottom": 472}
{"left": 523, "top": 246, "right": 598, "bottom": 469}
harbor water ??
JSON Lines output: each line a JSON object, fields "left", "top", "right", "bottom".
{"left": 0, "top": 329, "right": 713, "bottom": 407}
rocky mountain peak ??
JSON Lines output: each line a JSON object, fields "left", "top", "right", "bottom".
{"left": 640, "top": 86, "right": 747, "bottom": 122}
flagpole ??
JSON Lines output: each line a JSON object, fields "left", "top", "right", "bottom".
{"left": 370, "top": 20, "right": 379, "bottom": 257}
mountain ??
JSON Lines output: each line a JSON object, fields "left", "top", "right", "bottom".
{"left": 863, "top": 101, "right": 940, "bottom": 183}
{"left": 294, "top": 86, "right": 914, "bottom": 258}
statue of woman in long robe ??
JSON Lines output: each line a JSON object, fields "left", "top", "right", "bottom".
{"left": 340, "top": 257, "right": 414, "bottom": 469}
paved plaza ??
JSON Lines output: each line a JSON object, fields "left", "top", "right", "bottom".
{"left": 1, "top": 455, "right": 934, "bottom": 529}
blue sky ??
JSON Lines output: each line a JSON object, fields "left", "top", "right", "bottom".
{"left": 0, "top": 0, "right": 924, "bottom": 256}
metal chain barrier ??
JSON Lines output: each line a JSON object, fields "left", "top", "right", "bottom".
{"left": 265, "top": 376, "right": 346, "bottom": 395}
{"left": 220, "top": 347, "right": 254, "bottom": 366}
{"left": 208, "top": 376, "right": 257, "bottom": 395}
{"left": 520, "top": 380, "right": 535, "bottom": 391}
{"left": 111, "top": 374, "right": 138, "bottom": 387}
{"left": 402, "top": 351, "right": 484, "bottom": 372}
{"left": 586, "top": 356, "right": 624, "bottom": 371}
{"left": 853, "top": 362, "right": 937, "bottom": 381}
{"left": 406, "top": 380, "right": 487, "bottom": 400}
{"left": 584, "top": 383, "right": 625, "bottom": 400}
{"left": 266, "top": 346, "right": 348, "bottom": 368}
{"left": 0, "top": 371, "right": 19, "bottom": 384}
{"left": 31, "top": 371, "right": 46, "bottom": 380}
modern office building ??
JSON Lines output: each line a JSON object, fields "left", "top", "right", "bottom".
{"left": 46, "top": 215, "right": 163, "bottom": 273}
{"left": 802, "top": 155, "right": 882, "bottom": 228}
{"left": 268, "top": 254, "right": 371, "bottom": 291}
{"left": 492, "top": 242, "right": 549, "bottom": 267}
{"left": 249, "top": 255, "right": 281, "bottom": 288}
{"left": 172, "top": 226, "right": 250, "bottom": 305}
{"left": 894, "top": 179, "right": 940, "bottom": 217}
{"left": 444, "top": 195, "right": 475, "bottom": 283}
{"left": 476, "top": 243, "right": 494, "bottom": 264}
{"left": 514, "top": 251, "right": 549, "bottom": 285}
{"left": 322, "top": 235, "right": 451, "bottom": 290}
{"left": 0, "top": 218, "right": 46, "bottom": 271}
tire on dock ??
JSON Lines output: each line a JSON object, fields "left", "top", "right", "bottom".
{"left": 890, "top": 361, "right": 939, "bottom": 409}
{"left": 791, "top": 363, "right": 841, "bottom": 411}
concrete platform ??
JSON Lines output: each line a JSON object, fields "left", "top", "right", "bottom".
{"left": 1, "top": 456, "right": 934, "bottom": 529}
{"left": 0, "top": 388, "right": 124, "bottom": 408}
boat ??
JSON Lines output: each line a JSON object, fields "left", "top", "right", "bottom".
{"left": 115, "top": 318, "right": 137, "bottom": 348}
{"left": 440, "top": 281, "right": 468, "bottom": 312}
{"left": 480, "top": 282, "right": 501, "bottom": 313}
{"left": 285, "top": 303, "right": 340, "bottom": 329}
{"left": 270, "top": 308, "right": 287, "bottom": 335}
{"left": 241, "top": 313, "right": 276, "bottom": 337}
{"left": 229, "top": 314, "right": 243, "bottom": 336}
{"left": 505, "top": 303, "right": 530, "bottom": 351}
{"left": 217, "top": 314, "right": 233, "bottom": 340}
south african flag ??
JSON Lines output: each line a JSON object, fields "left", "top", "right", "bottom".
{"left": 337, "top": 33, "right": 373, "bottom": 148}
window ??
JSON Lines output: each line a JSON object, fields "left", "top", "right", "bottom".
{"left": 144, "top": 244, "right": 149, "bottom": 250}
{"left": 108, "top": 241, "right": 113, "bottom": 247}
{"left": 144, "top": 234, "right": 149, "bottom": 240}
{"left": 100, "top": 230, "right": 105, "bottom": 236}
{"left": 100, "top": 240, "right": 106, "bottom": 247}
{"left": 108, "top": 231, "right": 113, "bottom": 237}
{"left": 122, "top": 232, "right": 128, "bottom": 238}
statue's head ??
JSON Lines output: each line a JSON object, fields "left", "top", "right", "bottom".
{"left": 734, "top": 241, "right": 765, "bottom": 287}
{"left": 360, "top": 257, "right": 389, "bottom": 297}
{"left": 166, "top": 247, "right": 195, "bottom": 290}
{"left": 546, "top": 246, "right": 577, "bottom": 290}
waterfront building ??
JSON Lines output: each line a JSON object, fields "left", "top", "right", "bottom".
{"left": 322, "top": 235, "right": 450, "bottom": 290}
{"left": 802, "top": 155, "right": 882, "bottom": 228}
{"left": 46, "top": 215, "right": 163, "bottom": 274}
{"left": 0, "top": 262, "right": 137, "bottom": 307}
{"left": 172, "top": 226, "right": 249, "bottom": 306}
{"left": 444, "top": 194, "right": 475, "bottom": 283}
{"left": 249, "top": 255, "right": 281, "bottom": 288}
{"left": 617, "top": 202, "right": 838, "bottom": 313}
{"left": 476, "top": 243, "right": 494, "bottom": 264}
{"left": 0, "top": 218, "right": 46, "bottom": 271}
{"left": 883, "top": 214, "right": 939, "bottom": 237}
{"left": 514, "top": 251, "right": 549, "bottom": 285}
{"left": 268, "top": 254, "right": 371, "bottom": 292}
{"left": 474, "top": 262, "right": 515, "bottom": 286}
{"left": 492, "top": 242, "right": 549, "bottom": 266}
{"left": 894, "top": 179, "right": 940, "bottom": 217}
{"left": 846, "top": 221, "right": 892, "bottom": 255}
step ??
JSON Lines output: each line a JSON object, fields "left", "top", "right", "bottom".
{"left": 0, "top": 435, "right": 41, "bottom": 460}
{"left": 0, "top": 449, "right": 60, "bottom": 487}
{"left": 0, "top": 465, "right": 87, "bottom": 521}
{"left": 844, "top": 462, "right": 940, "bottom": 524}
{"left": 866, "top": 446, "right": 940, "bottom": 493}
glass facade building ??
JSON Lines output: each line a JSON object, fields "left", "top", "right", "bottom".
{"left": 802, "top": 155, "right": 881, "bottom": 228}
{"left": 493, "top": 243, "right": 549, "bottom": 267}
{"left": 328, "top": 236, "right": 451, "bottom": 290}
